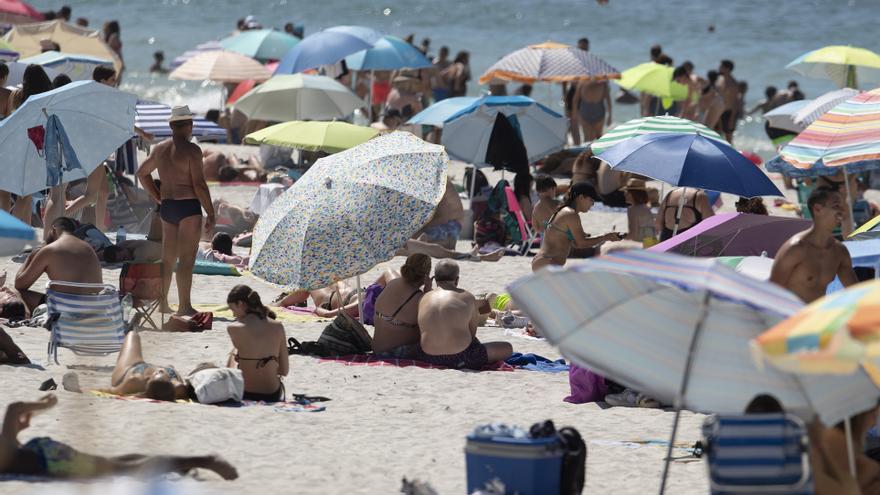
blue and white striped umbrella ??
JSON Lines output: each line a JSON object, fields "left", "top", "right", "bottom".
{"left": 508, "top": 250, "right": 880, "bottom": 426}
{"left": 135, "top": 101, "right": 226, "bottom": 140}
{"left": 441, "top": 95, "right": 567, "bottom": 167}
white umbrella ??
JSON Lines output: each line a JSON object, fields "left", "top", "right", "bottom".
{"left": 5, "top": 59, "right": 59, "bottom": 86}
{"left": 233, "top": 74, "right": 365, "bottom": 122}
{"left": 169, "top": 50, "right": 270, "bottom": 83}
{"left": 19, "top": 50, "right": 113, "bottom": 81}
{"left": 792, "top": 88, "right": 861, "bottom": 128}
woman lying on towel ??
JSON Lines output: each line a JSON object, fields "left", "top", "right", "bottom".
{"left": 0, "top": 394, "right": 238, "bottom": 480}
{"left": 225, "top": 285, "right": 288, "bottom": 403}
{"left": 273, "top": 270, "right": 400, "bottom": 319}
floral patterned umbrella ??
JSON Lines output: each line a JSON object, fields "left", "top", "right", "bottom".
{"left": 248, "top": 131, "right": 448, "bottom": 290}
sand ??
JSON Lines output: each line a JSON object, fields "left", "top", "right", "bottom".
{"left": 0, "top": 148, "right": 812, "bottom": 494}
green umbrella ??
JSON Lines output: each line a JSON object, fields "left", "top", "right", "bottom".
{"left": 244, "top": 121, "right": 379, "bottom": 153}
{"left": 219, "top": 29, "right": 300, "bottom": 62}
{"left": 590, "top": 115, "right": 724, "bottom": 155}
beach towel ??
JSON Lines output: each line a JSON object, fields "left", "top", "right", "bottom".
{"left": 87, "top": 390, "right": 326, "bottom": 412}
{"left": 318, "top": 354, "right": 516, "bottom": 372}
{"left": 503, "top": 328, "right": 546, "bottom": 341}
{"left": 172, "top": 304, "right": 323, "bottom": 324}
{"left": 564, "top": 364, "right": 608, "bottom": 404}
{"left": 505, "top": 353, "right": 568, "bottom": 373}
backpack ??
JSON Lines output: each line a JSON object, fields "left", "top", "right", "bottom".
{"left": 288, "top": 311, "right": 372, "bottom": 357}
{"left": 73, "top": 223, "right": 113, "bottom": 252}
{"left": 529, "top": 420, "right": 587, "bottom": 495}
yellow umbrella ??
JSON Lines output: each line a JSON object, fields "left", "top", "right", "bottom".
{"left": 787, "top": 45, "right": 880, "bottom": 88}
{"left": 3, "top": 20, "right": 121, "bottom": 72}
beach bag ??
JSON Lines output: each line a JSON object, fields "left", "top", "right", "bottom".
{"left": 317, "top": 311, "right": 372, "bottom": 356}
{"left": 557, "top": 427, "right": 587, "bottom": 494}
{"left": 188, "top": 367, "right": 244, "bottom": 404}
{"left": 564, "top": 364, "right": 608, "bottom": 404}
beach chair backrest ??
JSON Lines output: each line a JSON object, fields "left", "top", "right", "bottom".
{"left": 503, "top": 186, "right": 529, "bottom": 243}
{"left": 120, "top": 263, "right": 163, "bottom": 300}
{"left": 46, "top": 281, "right": 126, "bottom": 364}
{"left": 702, "top": 413, "right": 813, "bottom": 494}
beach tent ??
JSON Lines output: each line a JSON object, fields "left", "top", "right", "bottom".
{"left": 3, "top": 20, "right": 122, "bottom": 72}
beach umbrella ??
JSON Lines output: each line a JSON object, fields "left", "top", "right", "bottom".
{"left": 274, "top": 25, "right": 382, "bottom": 75}
{"left": 0, "top": 38, "right": 18, "bottom": 61}
{"left": 135, "top": 101, "right": 226, "bottom": 141}
{"left": 170, "top": 40, "right": 221, "bottom": 69}
{"left": 478, "top": 41, "right": 619, "bottom": 85}
{"left": 787, "top": 45, "right": 880, "bottom": 88}
{"left": 441, "top": 95, "right": 567, "bottom": 171}
{"left": 5, "top": 59, "right": 59, "bottom": 86}
{"left": 590, "top": 115, "right": 724, "bottom": 155}
{"left": 508, "top": 249, "right": 879, "bottom": 493}
{"left": 792, "top": 88, "right": 861, "bottom": 128}
{"left": 344, "top": 35, "right": 432, "bottom": 71}
{"left": 850, "top": 214, "right": 880, "bottom": 240}
{"left": 18, "top": 50, "right": 112, "bottom": 81}
{"left": 716, "top": 255, "right": 775, "bottom": 281}
{"left": 616, "top": 62, "right": 688, "bottom": 111}
{"left": 0, "top": 80, "right": 136, "bottom": 196}
{"left": 764, "top": 99, "right": 811, "bottom": 134}
{"left": 406, "top": 96, "right": 479, "bottom": 127}
{"left": 3, "top": 20, "right": 121, "bottom": 72}
{"left": 648, "top": 213, "right": 811, "bottom": 258}
{"left": 169, "top": 50, "right": 270, "bottom": 83}
{"left": 0, "top": 210, "right": 33, "bottom": 255}
{"left": 232, "top": 74, "right": 364, "bottom": 121}
{"left": 226, "top": 61, "right": 279, "bottom": 105}
{"left": 249, "top": 131, "right": 447, "bottom": 293}
{"left": 219, "top": 29, "right": 300, "bottom": 62}
{"left": 0, "top": 0, "right": 42, "bottom": 25}
{"left": 244, "top": 121, "right": 378, "bottom": 153}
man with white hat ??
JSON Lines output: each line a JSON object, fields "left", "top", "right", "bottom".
{"left": 136, "top": 105, "right": 215, "bottom": 316}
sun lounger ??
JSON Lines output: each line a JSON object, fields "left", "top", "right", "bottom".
{"left": 702, "top": 413, "right": 813, "bottom": 494}
{"left": 46, "top": 281, "right": 126, "bottom": 364}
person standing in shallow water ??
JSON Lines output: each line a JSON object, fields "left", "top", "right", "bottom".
{"left": 137, "top": 106, "right": 215, "bottom": 316}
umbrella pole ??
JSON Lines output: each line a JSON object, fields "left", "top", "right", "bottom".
{"left": 469, "top": 167, "right": 477, "bottom": 199}
{"left": 845, "top": 417, "right": 858, "bottom": 478}
{"left": 356, "top": 275, "right": 364, "bottom": 324}
{"left": 368, "top": 70, "right": 374, "bottom": 122}
{"left": 659, "top": 290, "right": 712, "bottom": 495}
{"left": 843, "top": 169, "right": 855, "bottom": 234}
{"left": 671, "top": 187, "right": 687, "bottom": 237}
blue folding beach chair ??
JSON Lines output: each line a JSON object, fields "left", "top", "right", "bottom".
{"left": 702, "top": 413, "right": 813, "bottom": 494}
{"left": 46, "top": 281, "right": 126, "bottom": 364}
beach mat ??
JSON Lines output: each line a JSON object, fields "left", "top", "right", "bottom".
{"left": 319, "top": 354, "right": 516, "bottom": 372}
{"left": 173, "top": 304, "right": 325, "bottom": 323}
{"left": 191, "top": 260, "right": 241, "bottom": 276}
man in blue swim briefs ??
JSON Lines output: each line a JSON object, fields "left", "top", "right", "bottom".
{"left": 415, "top": 179, "right": 464, "bottom": 250}
{"left": 413, "top": 260, "right": 512, "bottom": 370}
{"left": 137, "top": 106, "right": 215, "bottom": 316}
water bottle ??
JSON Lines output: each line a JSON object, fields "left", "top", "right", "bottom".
{"left": 116, "top": 225, "right": 127, "bottom": 244}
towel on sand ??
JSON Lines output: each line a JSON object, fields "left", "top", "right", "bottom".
{"left": 175, "top": 304, "right": 325, "bottom": 323}
{"left": 505, "top": 353, "right": 568, "bottom": 373}
{"left": 88, "top": 390, "right": 326, "bottom": 412}
{"left": 319, "top": 354, "right": 516, "bottom": 372}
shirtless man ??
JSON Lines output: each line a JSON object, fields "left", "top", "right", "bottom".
{"left": 413, "top": 261, "right": 512, "bottom": 370}
{"left": 715, "top": 60, "right": 739, "bottom": 143}
{"left": 771, "top": 187, "right": 858, "bottom": 303}
{"left": 531, "top": 174, "right": 559, "bottom": 235}
{"left": 14, "top": 217, "right": 103, "bottom": 314}
{"left": 572, "top": 77, "right": 612, "bottom": 144}
{"left": 136, "top": 106, "right": 215, "bottom": 316}
{"left": 416, "top": 179, "right": 464, "bottom": 250}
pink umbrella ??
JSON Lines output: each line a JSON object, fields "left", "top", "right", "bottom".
{"left": 0, "top": 0, "right": 42, "bottom": 24}
{"left": 648, "top": 213, "right": 812, "bottom": 258}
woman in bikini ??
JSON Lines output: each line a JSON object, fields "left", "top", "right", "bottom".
{"left": 226, "top": 285, "right": 288, "bottom": 403}
{"left": 99, "top": 331, "right": 189, "bottom": 401}
{"left": 656, "top": 187, "right": 714, "bottom": 241}
{"left": 371, "top": 254, "right": 432, "bottom": 358}
{"left": 532, "top": 182, "right": 624, "bottom": 272}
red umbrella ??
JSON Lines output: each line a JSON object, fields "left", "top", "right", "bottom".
{"left": 227, "top": 61, "right": 278, "bottom": 106}
{"left": 0, "top": 0, "right": 43, "bottom": 24}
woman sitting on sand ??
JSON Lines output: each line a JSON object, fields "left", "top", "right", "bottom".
{"left": 226, "top": 285, "right": 288, "bottom": 403}
{"left": 371, "top": 254, "right": 432, "bottom": 358}
{"left": 532, "top": 182, "right": 624, "bottom": 272}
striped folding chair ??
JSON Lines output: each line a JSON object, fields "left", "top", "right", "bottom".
{"left": 45, "top": 281, "right": 126, "bottom": 364}
{"left": 702, "top": 413, "right": 813, "bottom": 494}
{"left": 503, "top": 186, "right": 538, "bottom": 255}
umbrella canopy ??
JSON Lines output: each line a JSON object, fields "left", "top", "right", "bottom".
{"left": 244, "top": 121, "right": 378, "bottom": 153}
{"left": 778, "top": 89, "right": 880, "bottom": 173}
{"left": 0, "top": 209, "right": 34, "bottom": 255}
{"left": 170, "top": 40, "right": 222, "bottom": 69}
{"left": 508, "top": 249, "right": 876, "bottom": 426}
{"left": 716, "top": 255, "right": 775, "bottom": 281}
{"left": 249, "top": 132, "right": 448, "bottom": 289}
{"left": 590, "top": 115, "right": 724, "bottom": 155}
{"left": 478, "top": 41, "right": 620, "bottom": 84}
{"left": 787, "top": 45, "right": 880, "bottom": 88}
{"left": 648, "top": 213, "right": 811, "bottom": 257}
{"left": 135, "top": 101, "right": 226, "bottom": 140}
{"left": 617, "top": 62, "right": 688, "bottom": 100}
{"left": 406, "top": 96, "right": 479, "bottom": 127}
{"left": 597, "top": 133, "right": 783, "bottom": 197}
{"left": 169, "top": 50, "right": 270, "bottom": 83}
{"left": 226, "top": 61, "right": 279, "bottom": 106}
{"left": 19, "top": 50, "right": 112, "bottom": 81}
{"left": 793, "top": 88, "right": 861, "bottom": 128}
{"left": 5, "top": 59, "right": 59, "bottom": 86}
{"left": 0, "top": 0, "right": 42, "bottom": 25}
{"left": 344, "top": 35, "right": 432, "bottom": 71}
{"left": 850, "top": 214, "right": 880, "bottom": 240}
{"left": 441, "top": 95, "right": 567, "bottom": 169}
{"left": 0, "top": 80, "right": 136, "bottom": 196}
{"left": 219, "top": 29, "right": 300, "bottom": 62}
{"left": 764, "top": 99, "right": 812, "bottom": 134}
{"left": 755, "top": 279, "right": 880, "bottom": 375}
{"left": 3, "top": 20, "right": 121, "bottom": 72}
{"left": 233, "top": 74, "right": 364, "bottom": 121}
{"left": 274, "top": 25, "right": 382, "bottom": 75}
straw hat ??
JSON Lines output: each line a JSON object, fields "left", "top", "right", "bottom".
{"left": 621, "top": 178, "right": 647, "bottom": 191}
{"left": 168, "top": 105, "right": 194, "bottom": 122}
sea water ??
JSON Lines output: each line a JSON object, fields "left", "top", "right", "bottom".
{"left": 23, "top": 0, "right": 880, "bottom": 158}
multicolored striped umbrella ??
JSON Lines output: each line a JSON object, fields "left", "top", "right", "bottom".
{"left": 754, "top": 279, "right": 880, "bottom": 376}
{"left": 478, "top": 41, "right": 619, "bottom": 85}
{"left": 787, "top": 45, "right": 880, "bottom": 88}
{"left": 778, "top": 88, "right": 880, "bottom": 173}
{"left": 591, "top": 115, "right": 724, "bottom": 155}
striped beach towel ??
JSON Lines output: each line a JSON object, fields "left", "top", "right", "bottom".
{"left": 46, "top": 282, "right": 126, "bottom": 364}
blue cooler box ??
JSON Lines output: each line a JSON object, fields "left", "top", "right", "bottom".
{"left": 465, "top": 434, "right": 563, "bottom": 494}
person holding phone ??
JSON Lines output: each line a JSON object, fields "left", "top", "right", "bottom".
{"left": 532, "top": 182, "right": 624, "bottom": 272}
